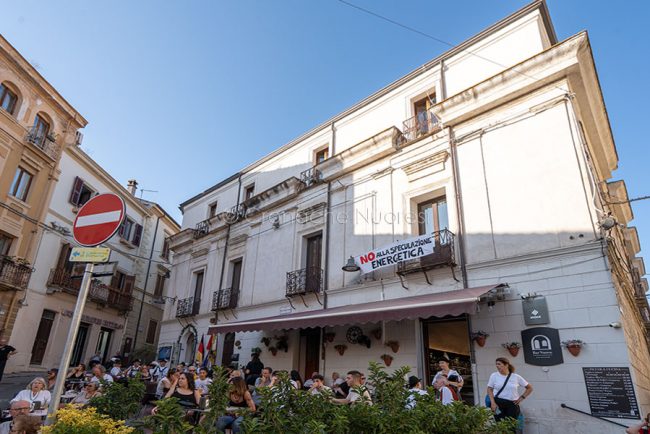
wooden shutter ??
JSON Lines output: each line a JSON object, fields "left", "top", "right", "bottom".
{"left": 69, "top": 177, "right": 84, "bottom": 205}
{"left": 110, "top": 273, "right": 120, "bottom": 288}
{"left": 117, "top": 221, "right": 125, "bottom": 238}
{"left": 123, "top": 275, "right": 135, "bottom": 295}
{"left": 132, "top": 224, "right": 143, "bottom": 246}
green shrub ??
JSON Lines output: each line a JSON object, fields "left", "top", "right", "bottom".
{"left": 142, "top": 397, "right": 193, "bottom": 434}
{"left": 89, "top": 377, "right": 146, "bottom": 421}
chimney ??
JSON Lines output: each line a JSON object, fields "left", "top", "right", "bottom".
{"left": 127, "top": 179, "right": 138, "bottom": 196}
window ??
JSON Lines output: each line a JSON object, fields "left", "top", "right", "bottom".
{"left": 118, "top": 218, "right": 143, "bottom": 246}
{"left": 69, "top": 176, "right": 95, "bottom": 206}
{"left": 10, "top": 167, "right": 33, "bottom": 201}
{"left": 193, "top": 270, "right": 204, "bottom": 302}
{"left": 154, "top": 273, "right": 166, "bottom": 297}
{"left": 111, "top": 271, "right": 134, "bottom": 293}
{"left": 414, "top": 93, "right": 436, "bottom": 135}
{"left": 0, "top": 233, "right": 13, "bottom": 256}
{"left": 315, "top": 148, "right": 329, "bottom": 164}
{"left": 418, "top": 196, "right": 448, "bottom": 235}
{"left": 244, "top": 184, "right": 255, "bottom": 200}
{"left": 161, "top": 236, "right": 170, "bottom": 259}
{"left": 0, "top": 83, "right": 18, "bottom": 114}
{"left": 146, "top": 320, "right": 158, "bottom": 344}
{"left": 209, "top": 202, "right": 218, "bottom": 218}
{"left": 32, "top": 114, "right": 50, "bottom": 144}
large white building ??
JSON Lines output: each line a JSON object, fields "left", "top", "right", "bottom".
{"left": 6, "top": 144, "right": 179, "bottom": 372}
{"left": 158, "top": 2, "right": 649, "bottom": 432}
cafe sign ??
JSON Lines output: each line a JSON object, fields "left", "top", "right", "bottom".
{"left": 355, "top": 234, "right": 435, "bottom": 274}
{"left": 521, "top": 327, "right": 563, "bottom": 366}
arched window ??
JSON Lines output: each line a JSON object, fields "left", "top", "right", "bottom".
{"left": 0, "top": 82, "right": 19, "bottom": 115}
{"left": 28, "top": 113, "right": 51, "bottom": 146}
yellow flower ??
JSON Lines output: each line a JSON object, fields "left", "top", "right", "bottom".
{"left": 42, "top": 405, "right": 134, "bottom": 434}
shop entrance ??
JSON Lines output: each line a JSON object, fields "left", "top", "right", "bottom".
{"left": 422, "top": 316, "right": 473, "bottom": 404}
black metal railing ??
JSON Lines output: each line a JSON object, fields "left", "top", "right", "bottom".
{"left": 176, "top": 296, "right": 200, "bottom": 317}
{"left": 193, "top": 220, "right": 210, "bottom": 239}
{"left": 402, "top": 108, "right": 441, "bottom": 142}
{"left": 0, "top": 256, "right": 33, "bottom": 290}
{"left": 226, "top": 204, "right": 247, "bottom": 223}
{"left": 286, "top": 267, "right": 323, "bottom": 297}
{"left": 212, "top": 287, "right": 239, "bottom": 311}
{"left": 397, "top": 229, "right": 455, "bottom": 275}
{"left": 25, "top": 127, "right": 59, "bottom": 160}
{"left": 300, "top": 167, "right": 323, "bottom": 187}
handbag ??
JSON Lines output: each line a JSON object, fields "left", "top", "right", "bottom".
{"left": 485, "top": 372, "right": 511, "bottom": 407}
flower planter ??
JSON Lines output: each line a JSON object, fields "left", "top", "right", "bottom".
{"left": 334, "top": 345, "right": 347, "bottom": 356}
{"left": 269, "top": 347, "right": 278, "bottom": 356}
{"left": 474, "top": 336, "right": 486, "bottom": 347}
{"left": 567, "top": 344, "right": 581, "bottom": 357}
{"left": 507, "top": 346, "right": 519, "bottom": 357}
{"left": 386, "top": 341, "right": 400, "bottom": 353}
{"left": 380, "top": 354, "right": 393, "bottom": 366}
{"left": 324, "top": 332, "right": 336, "bottom": 343}
{"left": 371, "top": 328, "right": 382, "bottom": 340}
{"left": 261, "top": 337, "right": 271, "bottom": 347}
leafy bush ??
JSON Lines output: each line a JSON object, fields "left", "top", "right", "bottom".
{"left": 142, "top": 397, "right": 193, "bottom": 434}
{"left": 89, "top": 377, "right": 146, "bottom": 421}
{"left": 42, "top": 405, "right": 134, "bottom": 434}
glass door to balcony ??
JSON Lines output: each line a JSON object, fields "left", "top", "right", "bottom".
{"left": 418, "top": 197, "right": 448, "bottom": 236}
{"left": 305, "top": 233, "right": 322, "bottom": 293}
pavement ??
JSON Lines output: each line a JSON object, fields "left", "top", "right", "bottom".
{"left": 0, "top": 371, "right": 48, "bottom": 410}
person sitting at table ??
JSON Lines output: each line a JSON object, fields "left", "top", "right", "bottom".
{"left": 70, "top": 382, "right": 102, "bottom": 406}
{"left": 46, "top": 368, "right": 58, "bottom": 391}
{"left": 195, "top": 368, "right": 212, "bottom": 395}
{"left": 0, "top": 400, "right": 30, "bottom": 432}
{"left": 165, "top": 372, "right": 200, "bottom": 407}
{"left": 109, "top": 360, "right": 123, "bottom": 379}
{"left": 66, "top": 364, "right": 86, "bottom": 380}
{"left": 156, "top": 367, "right": 179, "bottom": 399}
{"left": 2, "top": 414, "right": 41, "bottom": 434}
{"left": 140, "top": 365, "right": 152, "bottom": 382}
{"left": 126, "top": 359, "right": 142, "bottom": 378}
{"left": 90, "top": 365, "right": 113, "bottom": 385}
{"left": 11, "top": 377, "right": 51, "bottom": 411}
{"left": 216, "top": 376, "right": 256, "bottom": 434}
{"left": 309, "top": 374, "right": 332, "bottom": 396}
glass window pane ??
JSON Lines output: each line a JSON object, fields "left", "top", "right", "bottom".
{"left": 420, "top": 203, "right": 434, "bottom": 235}
{"left": 437, "top": 200, "right": 448, "bottom": 231}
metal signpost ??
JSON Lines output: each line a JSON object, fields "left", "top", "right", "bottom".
{"left": 46, "top": 194, "right": 125, "bottom": 424}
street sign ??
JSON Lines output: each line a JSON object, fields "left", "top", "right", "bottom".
{"left": 69, "top": 247, "right": 111, "bottom": 263}
{"left": 72, "top": 193, "right": 125, "bottom": 247}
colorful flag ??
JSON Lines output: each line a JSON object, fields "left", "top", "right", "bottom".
{"left": 196, "top": 334, "right": 205, "bottom": 365}
{"left": 203, "top": 334, "right": 214, "bottom": 368}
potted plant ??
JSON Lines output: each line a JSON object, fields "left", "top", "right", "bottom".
{"left": 275, "top": 335, "right": 289, "bottom": 352}
{"left": 268, "top": 346, "right": 278, "bottom": 356}
{"left": 380, "top": 354, "right": 394, "bottom": 367}
{"left": 385, "top": 340, "right": 400, "bottom": 353}
{"left": 471, "top": 331, "right": 490, "bottom": 347}
{"left": 261, "top": 337, "right": 271, "bottom": 347}
{"left": 501, "top": 342, "right": 521, "bottom": 357}
{"left": 562, "top": 339, "right": 585, "bottom": 357}
{"left": 324, "top": 332, "right": 336, "bottom": 343}
{"left": 371, "top": 328, "right": 382, "bottom": 340}
{"left": 334, "top": 344, "right": 347, "bottom": 355}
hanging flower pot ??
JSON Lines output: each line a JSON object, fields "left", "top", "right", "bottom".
{"left": 261, "top": 337, "right": 271, "bottom": 347}
{"left": 269, "top": 346, "right": 278, "bottom": 356}
{"left": 371, "top": 328, "right": 382, "bottom": 340}
{"left": 501, "top": 342, "right": 521, "bottom": 357}
{"left": 380, "top": 354, "right": 394, "bottom": 367}
{"left": 562, "top": 340, "right": 585, "bottom": 357}
{"left": 324, "top": 332, "right": 336, "bottom": 343}
{"left": 334, "top": 344, "right": 347, "bottom": 355}
{"left": 471, "top": 331, "right": 489, "bottom": 347}
{"left": 385, "top": 340, "right": 400, "bottom": 353}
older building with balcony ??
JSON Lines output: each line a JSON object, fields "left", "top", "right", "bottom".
{"left": 158, "top": 2, "right": 648, "bottom": 431}
{"left": 0, "top": 35, "right": 87, "bottom": 344}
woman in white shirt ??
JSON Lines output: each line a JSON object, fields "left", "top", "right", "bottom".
{"left": 487, "top": 357, "right": 533, "bottom": 423}
{"left": 11, "top": 377, "right": 52, "bottom": 410}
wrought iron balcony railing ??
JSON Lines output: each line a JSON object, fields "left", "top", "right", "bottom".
{"left": 402, "top": 108, "right": 441, "bottom": 142}
{"left": 25, "top": 128, "right": 60, "bottom": 160}
{"left": 212, "top": 287, "right": 239, "bottom": 311}
{"left": 47, "top": 268, "right": 132, "bottom": 312}
{"left": 176, "top": 296, "right": 201, "bottom": 317}
{"left": 47, "top": 268, "right": 82, "bottom": 294}
{"left": 286, "top": 267, "right": 323, "bottom": 297}
{"left": 300, "top": 167, "right": 323, "bottom": 187}
{"left": 397, "top": 229, "right": 456, "bottom": 276}
{"left": 226, "top": 204, "right": 247, "bottom": 223}
{"left": 193, "top": 219, "right": 209, "bottom": 239}
{"left": 0, "top": 256, "right": 33, "bottom": 290}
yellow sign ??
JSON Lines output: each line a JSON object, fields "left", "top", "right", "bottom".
{"left": 69, "top": 247, "right": 111, "bottom": 263}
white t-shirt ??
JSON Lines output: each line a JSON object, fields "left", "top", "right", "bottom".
{"left": 195, "top": 377, "right": 213, "bottom": 394}
{"left": 346, "top": 388, "right": 372, "bottom": 405}
{"left": 110, "top": 367, "right": 123, "bottom": 378}
{"left": 11, "top": 389, "right": 51, "bottom": 407}
{"left": 0, "top": 420, "right": 11, "bottom": 434}
{"left": 309, "top": 385, "right": 331, "bottom": 396}
{"left": 439, "top": 386, "right": 454, "bottom": 405}
{"left": 487, "top": 372, "right": 529, "bottom": 401}
{"left": 406, "top": 388, "right": 428, "bottom": 409}
{"left": 91, "top": 373, "right": 114, "bottom": 384}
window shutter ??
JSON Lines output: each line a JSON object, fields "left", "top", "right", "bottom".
{"left": 117, "top": 221, "right": 125, "bottom": 238}
{"left": 69, "top": 177, "right": 84, "bottom": 205}
{"left": 124, "top": 275, "right": 135, "bottom": 294}
{"left": 110, "top": 273, "right": 119, "bottom": 288}
{"left": 132, "top": 224, "right": 143, "bottom": 246}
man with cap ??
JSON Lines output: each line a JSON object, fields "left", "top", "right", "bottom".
{"left": 406, "top": 376, "right": 428, "bottom": 409}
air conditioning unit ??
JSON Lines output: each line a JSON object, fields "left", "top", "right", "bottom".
{"left": 75, "top": 131, "right": 84, "bottom": 146}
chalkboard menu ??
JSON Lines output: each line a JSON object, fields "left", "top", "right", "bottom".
{"left": 583, "top": 367, "right": 639, "bottom": 419}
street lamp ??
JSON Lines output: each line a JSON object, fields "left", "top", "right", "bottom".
{"left": 342, "top": 256, "right": 360, "bottom": 272}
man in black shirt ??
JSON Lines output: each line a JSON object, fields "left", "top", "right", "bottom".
{"left": 0, "top": 336, "right": 16, "bottom": 383}
{"left": 245, "top": 353, "right": 264, "bottom": 386}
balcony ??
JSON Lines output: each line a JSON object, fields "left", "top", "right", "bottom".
{"left": 0, "top": 256, "right": 33, "bottom": 290}
{"left": 211, "top": 287, "right": 239, "bottom": 311}
{"left": 176, "top": 296, "right": 201, "bottom": 317}
{"left": 397, "top": 229, "right": 456, "bottom": 276}
{"left": 402, "top": 108, "right": 441, "bottom": 142}
{"left": 47, "top": 268, "right": 132, "bottom": 312}
{"left": 300, "top": 167, "right": 323, "bottom": 187}
{"left": 193, "top": 220, "right": 209, "bottom": 239}
{"left": 25, "top": 128, "right": 60, "bottom": 160}
{"left": 286, "top": 267, "right": 323, "bottom": 297}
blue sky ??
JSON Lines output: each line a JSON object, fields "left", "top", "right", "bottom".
{"left": 2, "top": 0, "right": 648, "bottom": 262}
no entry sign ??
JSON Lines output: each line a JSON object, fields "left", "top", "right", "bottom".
{"left": 73, "top": 193, "right": 126, "bottom": 247}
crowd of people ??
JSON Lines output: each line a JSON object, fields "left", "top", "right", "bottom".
{"left": 0, "top": 353, "right": 535, "bottom": 433}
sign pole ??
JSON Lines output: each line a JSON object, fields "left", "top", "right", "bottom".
{"left": 46, "top": 262, "right": 94, "bottom": 425}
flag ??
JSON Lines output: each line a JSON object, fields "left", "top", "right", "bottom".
{"left": 195, "top": 334, "right": 205, "bottom": 365}
{"left": 203, "top": 334, "right": 214, "bottom": 368}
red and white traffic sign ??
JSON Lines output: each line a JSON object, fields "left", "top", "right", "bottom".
{"left": 73, "top": 193, "right": 126, "bottom": 247}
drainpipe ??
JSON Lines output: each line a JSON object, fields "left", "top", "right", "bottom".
{"left": 323, "top": 182, "right": 331, "bottom": 309}
{"left": 131, "top": 215, "right": 160, "bottom": 352}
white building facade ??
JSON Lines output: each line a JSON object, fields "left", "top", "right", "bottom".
{"left": 6, "top": 145, "right": 179, "bottom": 372}
{"left": 159, "top": 2, "right": 649, "bottom": 432}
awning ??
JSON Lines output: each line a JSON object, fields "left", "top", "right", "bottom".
{"left": 208, "top": 284, "right": 506, "bottom": 334}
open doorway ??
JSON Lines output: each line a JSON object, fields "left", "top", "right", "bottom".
{"left": 422, "top": 316, "right": 473, "bottom": 404}
{"left": 300, "top": 327, "right": 321, "bottom": 382}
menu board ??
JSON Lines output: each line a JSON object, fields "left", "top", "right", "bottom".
{"left": 583, "top": 367, "right": 639, "bottom": 419}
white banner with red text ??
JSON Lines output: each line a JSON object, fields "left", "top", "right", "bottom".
{"left": 355, "top": 234, "right": 435, "bottom": 274}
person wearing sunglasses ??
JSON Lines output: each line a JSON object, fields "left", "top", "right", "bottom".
{"left": 70, "top": 382, "right": 102, "bottom": 406}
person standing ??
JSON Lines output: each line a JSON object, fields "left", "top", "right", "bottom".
{"left": 487, "top": 357, "right": 533, "bottom": 423}
{"left": 244, "top": 353, "right": 263, "bottom": 386}
{"left": 0, "top": 337, "right": 16, "bottom": 383}
{"left": 406, "top": 376, "right": 428, "bottom": 409}
{"left": 432, "top": 356, "right": 464, "bottom": 394}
